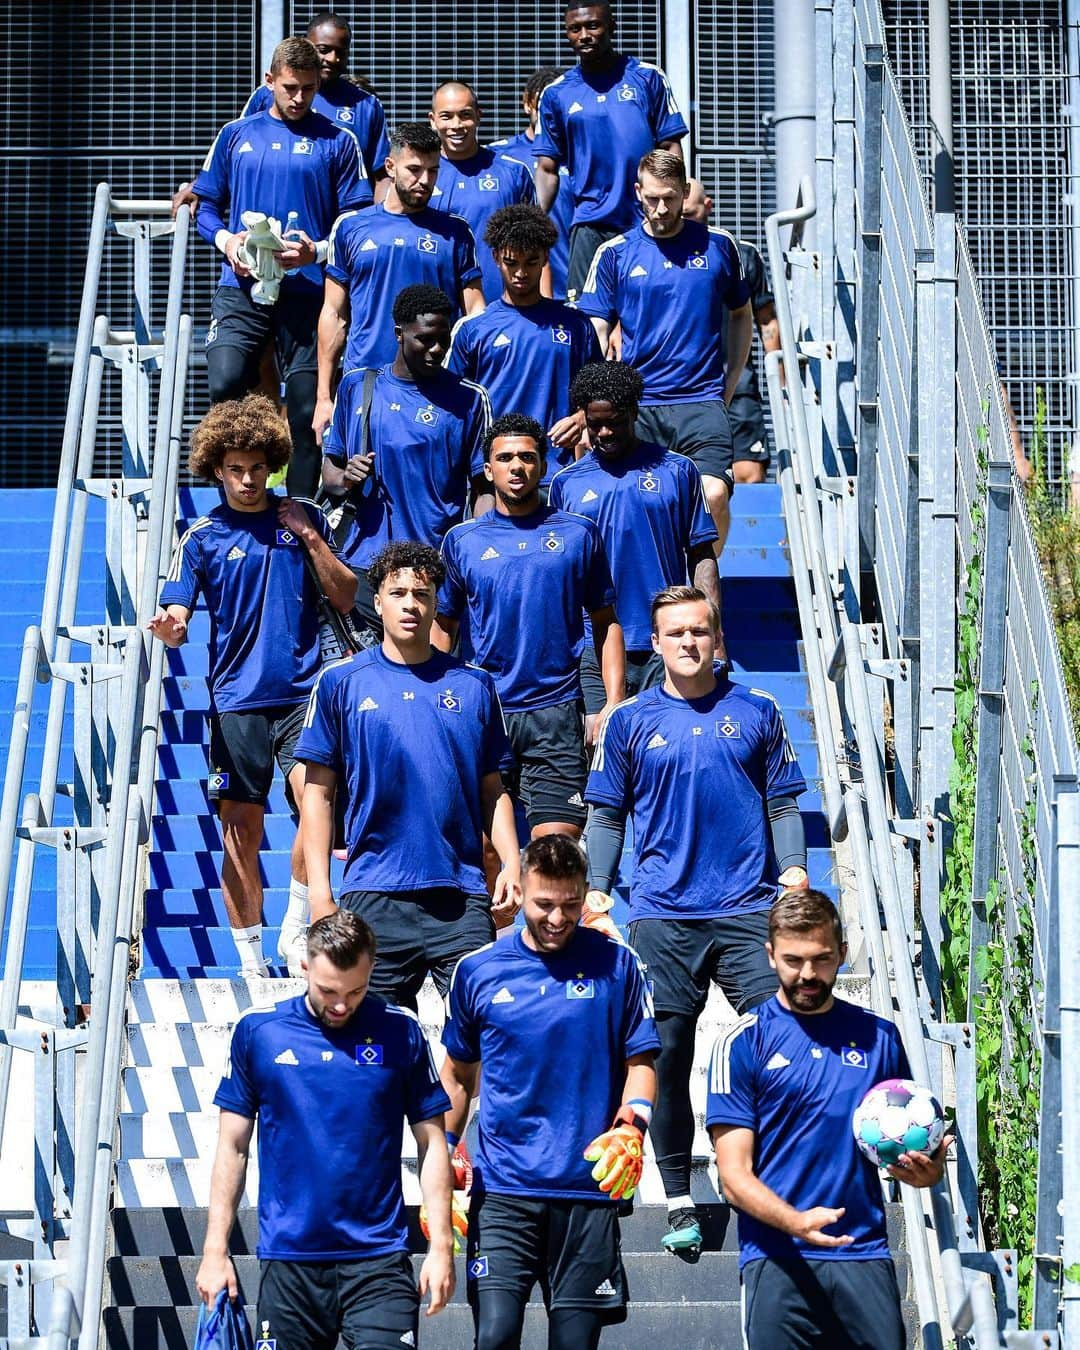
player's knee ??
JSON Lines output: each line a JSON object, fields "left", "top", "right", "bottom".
{"left": 734, "top": 459, "right": 767, "bottom": 484}
{"left": 474, "top": 1294, "right": 526, "bottom": 1350}
{"left": 701, "top": 474, "right": 731, "bottom": 515}
{"left": 219, "top": 808, "right": 262, "bottom": 857}
{"left": 205, "top": 346, "right": 254, "bottom": 403}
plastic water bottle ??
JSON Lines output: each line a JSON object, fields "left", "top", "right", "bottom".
{"left": 282, "top": 211, "right": 302, "bottom": 274}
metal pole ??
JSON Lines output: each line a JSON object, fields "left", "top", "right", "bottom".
{"left": 773, "top": 0, "right": 818, "bottom": 247}
{"left": 663, "top": 0, "right": 693, "bottom": 165}
{"left": 928, "top": 0, "right": 955, "bottom": 214}
{"left": 1064, "top": 0, "right": 1080, "bottom": 445}
{"left": 259, "top": 0, "right": 285, "bottom": 81}
{"left": 1059, "top": 784, "right": 1080, "bottom": 1348}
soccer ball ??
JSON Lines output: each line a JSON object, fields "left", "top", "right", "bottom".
{"left": 852, "top": 1078, "right": 945, "bottom": 1167}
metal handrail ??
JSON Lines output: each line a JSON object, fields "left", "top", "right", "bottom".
{"left": 765, "top": 178, "right": 1000, "bottom": 1347}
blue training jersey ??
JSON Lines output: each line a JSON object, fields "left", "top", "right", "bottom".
{"left": 706, "top": 996, "right": 911, "bottom": 1267}
{"left": 214, "top": 994, "right": 449, "bottom": 1260}
{"left": 241, "top": 81, "right": 389, "bottom": 182}
{"left": 586, "top": 676, "right": 807, "bottom": 920}
{"left": 296, "top": 648, "right": 511, "bottom": 895}
{"left": 327, "top": 203, "right": 482, "bottom": 373}
{"left": 491, "top": 131, "right": 573, "bottom": 297}
{"left": 443, "top": 927, "right": 660, "bottom": 1200}
{"left": 158, "top": 497, "right": 335, "bottom": 713}
{"left": 445, "top": 299, "right": 600, "bottom": 483}
{"left": 548, "top": 444, "right": 716, "bottom": 651}
{"left": 194, "top": 109, "right": 371, "bottom": 294}
{"left": 438, "top": 505, "right": 615, "bottom": 712}
{"left": 322, "top": 365, "right": 491, "bottom": 571}
{"left": 578, "top": 221, "right": 750, "bottom": 403}
{"left": 430, "top": 147, "right": 536, "bottom": 301}
{"left": 532, "top": 56, "right": 688, "bottom": 231}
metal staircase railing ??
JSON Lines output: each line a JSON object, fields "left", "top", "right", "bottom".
{"left": 0, "top": 186, "right": 191, "bottom": 1348}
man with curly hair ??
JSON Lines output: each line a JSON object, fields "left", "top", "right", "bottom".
{"left": 549, "top": 361, "right": 720, "bottom": 739}
{"left": 446, "top": 205, "right": 600, "bottom": 488}
{"left": 298, "top": 540, "right": 521, "bottom": 1008}
{"left": 149, "top": 395, "right": 357, "bottom": 977}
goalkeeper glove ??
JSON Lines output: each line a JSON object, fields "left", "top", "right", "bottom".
{"left": 583, "top": 1103, "right": 648, "bottom": 1201}
{"left": 581, "top": 890, "right": 620, "bottom": 942}
{"left": 449, "top": 1137, "right": 473, "bottom": 1194}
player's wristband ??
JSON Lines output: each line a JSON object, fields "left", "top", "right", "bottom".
{"left": 315, "top": 238, "right": 329, "bottom": 265}
{"left": 615, "top": 1101, "right": 652, "bottom": 1135}
{"left": 445, "top": 1132, "right": 460, "bottom": 1150}
{"left": 625, "top": 1098, "right": 654, "bottom": 1128}
{"left": 214, "top": 228, "right": 233, "bottom": 256}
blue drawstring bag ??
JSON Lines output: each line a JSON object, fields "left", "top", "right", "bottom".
{"left": 194, "top": 1290, "right": 255, "bottom": 1350}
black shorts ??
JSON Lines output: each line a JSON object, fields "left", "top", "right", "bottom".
{"left": 635, "top": 401, "right": 736, "bottom": 493}
{"left": 728, "top": 393, "right": 770, "bottom": 464}
{"left": 579, "top": 644, "right": 665, "bottom": 716}
{"left": 567, "top": 223, "right": 622, "bottom": 301}
{"left": 742, "top": 1257, "right": 906, "bottom": 1350}
{"left": 209, "top": 702, "right": 306, "bottom": 811}
{"left": 504, "top": 700, "right": 587, "bottom": 829}
{"left": 467, "top": 1191, "right": 628, "bottom": 1323}
{"left": 205, "top": 283, "right": 322, "bottom": 383}
{"left": 339, "top": 887, "right": 495, "bottom": 1007}
{"left": 628, "top": 910, "right": 777, "bottom": 1016}
{"left": 257, "top": 1251, "right": 419, "bottom": 1350}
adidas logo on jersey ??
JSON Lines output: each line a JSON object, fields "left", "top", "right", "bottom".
{"left": 480, "top": 546, "right": 500, "bottom": 560}
{"left": 492, "top": 333, "right": 511, "bottom": 347}
{"left": 357, "top": 697, "right": 379, "bottom": 712}
{"left": 491, "top": 987, "right": 515, "bottom": 1005}
{"left": 581, "top": 488, "right": 599, "bottom": 503}
{"left": 629, "top": 264, "right": 648, "bottom": 278}
{"left": 568, "top": 101, "right": 584, "bottom": 114}
{"left": 226, "top": 546, "right": 246, "bottom": 562}
{"left": 359, "top": 238, "right": 378, "bottom": 251}
{"left": 237, "top": 141, "right": 254, "bottom": 153}
{"left": 765, "top": 1052, "right": 791, "bottom": 1071}
{"left": 646, "top": 733, "right": 668, "bottom": 750}
{"left": 595, "top": 1279, "right": 617, "bottom": 1296}
{"left": 274, "top": 1049, "right": 299, "bottom": 1066}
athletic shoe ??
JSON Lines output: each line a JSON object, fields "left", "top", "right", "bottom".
{"left": 276, "top": 921, "right": 304, "bottom": 962}
{"left": 661, "top": 1207, "right": 702, "bottom": 1254}
{"left": 239, "top": 957, "right": 272, "bottom": 980}
{"left": 282, "top": 928, "right": 307, "bottom": 978}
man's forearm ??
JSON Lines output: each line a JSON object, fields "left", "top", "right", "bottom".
{"left": 593, "top": 613, "right": 626, "bottom": 706}
{"left": 203, "top": 1141, "right": 248, "bottom": 1256}
{"left": 301, "top": 784, "right": 336, "bottom": 910}
{"left": 724, "top": 307, "right": 753, "bottom": 405}
{"left": 535, "top": 159, "right": 560, "bottom": 213}
{"left": 622, "top": 1060, "right": 657, "bottom": 1110}
{"left": 316, "top": 306, "right": 347, "bottom": 399}
{"left": 689, "top": 548, "right": 722, "bottom": 610}
{"left": 417, "top": 1132, "right": 454, "bottom": 1251}
{"left": 483, "top": 787, "right": 520, "bottom": 872}
{"left": 720, "top": 1164, "right": 806, "bottom": 1236}
{"left": 301, "top": 529, "right": 357, "bottom": 613}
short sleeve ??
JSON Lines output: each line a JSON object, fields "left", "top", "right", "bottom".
{"left": 742, "top": 244, "right": 774, "bottom": 310}
{"left": 212, "top": 1015, "right": 259, "bottom": 1119}
{"left": 646, "top": 68, "right": 690, "bottom": 145}
{"left": 704, "top": 1019, "right": 757, "bottom": 1130}
{"left": 761, "top": 696, "right": 808, "bottom": 800}
{"left": 294, "top": 668, "right": 344, "bottom": 772}
{"left": 886, "top": 1023, "right": 913, "bottom": 1082}
{"left": 437, "top": 533, "right": 468, "bottom": 620}
{"left": 240, "top": 87, "right": 267, "bottom": 117}
{"left": 585, "top": 704, "right": 632, "bottom": 810}
{"left": 454, "top": 222, "right": 483, "bottom": 289}
{"left": 717, "top": 234, "right": 751, "bottom": 310}
{"left": 517, "top": 161, "right": 536, "bottom": 205}
{"left": 532, "top": 86, "right": 566, "bottom": 164}
{"left": 581, "top": 524, "right": 616, "bottom": 614}
{"left": 575, "top": 241, "right": 618, "bottom": 320}
{"left": 463, "top": 385, "right": 492, "bottom": 480}
{"left": 192, "top": 126, "right": 234, "bottom": 244}
{"left": 547, "top": 470, "right": 568, "bottom": 513}
{"left": 680, "top": 460, "right": 719, "bottom": 549}
{"left": 444, "top": 318, "right": 474, "bottom": 379}
{"left": 478, "top": 678, "right": 513, "bottom": 778}
{"left": 442, "top": 958, "right": 482, "bottom": 1062}
{"left": 321, "top": 371, "right": 356, "bottom": 462}
{"left": 326, "top": 214, "right": 354, "bottom": 285}
{"left": 621, "top": 947, "right": 661, "bottom": 1058}
{"left": 159, "top": 524, "right": 205, "bottom": 611}
{"left": 335, "top": 131, "right": 373, "bottom": 213}
{"left": 403, "top": 1016, "right": 453, "bottom": 1124}
{"left": 363, "top": 99, "right": 390, "bottom": 179}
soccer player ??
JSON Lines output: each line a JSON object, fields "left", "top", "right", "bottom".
{"left": 428, "top": 81, "right": 537, "bottom": 302}
{"left": 321, "top": 284, "right": 492, "bottom": 638}
{"left": 297, "top": 541, "right": 521, "bottom": 1009}
{"left": 491, "top": 69, "right": 574, "bottom": 298}
{"left": 149, "top": 396, "right": 357, "bottom": 978}
{"left": 532, "top": 2, "right": 688, "bottom": 299}
{"left": 548, "top": 362, "right": 720, "bottom": 738}
{"left": 446, "top": 205, "right": 600, "bottom": 486}
{"left": 707, "top": 891, "right": 950, "bottom": 1349}
{"left": 577, "top": 151, "right": 753, "bottom": 551}
{"left": 315, "top": 122, "right": 485, "bottom": 442}
{"left": 682, "top": 180, "right": 779, "bottom": 486}
{"left": 441, "top": 834, "right": 660, "bottom": 1349}
{"left": 194, "top": 910, "right": 455, "bottom": 1346}
{"left": 435, "top": 414, "right": 624, "bottom": 840}
{"left": 193, "top": 37, "right": 372, "bottom": 498}
{"left": 585, "top": 585, "right": 809, "bottom": 1255}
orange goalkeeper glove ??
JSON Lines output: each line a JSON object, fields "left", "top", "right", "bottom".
{"left": 583, "top": 1104, "right": 648, "bottom": 1201}
{"left": 581, "top": 890, "right": 620, "bottom": 942}
{"left": 450, "top": 1137, "right": 473, "bottom": 1194}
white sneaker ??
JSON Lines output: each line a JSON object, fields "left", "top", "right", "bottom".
{"left": 239, "top": 957, "right": 272, "bottom": 980}
{"left": 279, "top": 927, "right": 308, "bottom": 978}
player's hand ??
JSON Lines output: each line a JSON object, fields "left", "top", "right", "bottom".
{"left": 791, "top": 1206, "right": 854, "bottom": 1247}
{"left": 279, "top": 229, "right": 317, "bottom": 270}
{"left": 171, "top": 182, "right": 198, "bottom": 220}
{"left": 548, "top": 410, "right": 586, "bottom": 452}
{"left": 584, "top": 1111, "right": 644, "bottom": 1201}
{"left": 778, "top": 866, "right": 809, "bottom": 894}
{"left": 343, "top": 452, "right": 376, "bottom": 486}
{"left": 194, "top": 1250, "right": 237, "bottom": 1307}
{"left": 490, "top": 870, "right": 522, "bottom": 918}
{"left": 587, "top": 699, "right": 619, "bottom": 747}
{"left": 888, "top": 1134, "right": 953, "bottom": 1189}
{"left": 147, "top": 610, "right": 188, "bottom": 647}
{"left": 605, "top": 327, "right": 623, "bottom": 362}
{"left": 224, "top": 232, "right": 252, "bottom": 279}
{"left": 277, "top": 497, "right": 313, "bottom": 542}
{"left": 581, "top": 890, "right": 620, "bottom": 941}
{"left": 418, "top": 1240, "right": 456, "bottom": 1316}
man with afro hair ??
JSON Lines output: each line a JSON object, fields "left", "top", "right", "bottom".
{"left": 446, "top": 205, "right": 600, "bottom": 490}
{"left": 150, "top": 394, "right": 357, "bottom": 977}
